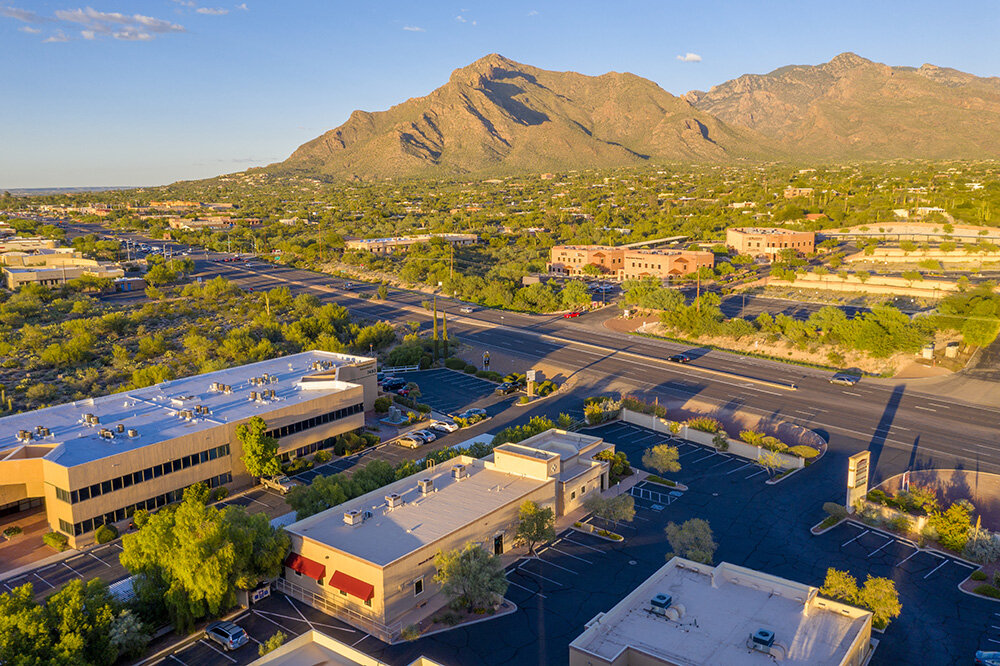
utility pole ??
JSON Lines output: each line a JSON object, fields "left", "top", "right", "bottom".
{"left": 450, "top": 244, "right": 454, "bottom": 280}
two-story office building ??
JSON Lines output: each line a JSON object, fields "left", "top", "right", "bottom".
{"left": 0, "top": 351, "right": 376, "bottom": 547}
{"left": 280, "top": 429, "right": 612, "bottom": 643}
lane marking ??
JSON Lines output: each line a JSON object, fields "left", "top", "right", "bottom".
{"left": 914, "top": 406, "right": 937, "bottom": 412}
{"left": 924, "top": 560, "right": 949, "bottom": 579}
{"left": 198, "top": 640, "right": 237, "bottom": 663}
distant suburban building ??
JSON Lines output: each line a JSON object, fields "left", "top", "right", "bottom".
{"left": 570, "top": 557, "right": 873, "bottom": 666}
{"left": 249, "top": 629, "right": 444, "bottom": 665}
{"left": 280, "top": 429, "right": 613, "bottom": 642}
{"left": 621, "top": 249, "right": 715, "bottom": 280}
{"left": 0, "top": 351, "right": 376, "bottom": 548}
{"left": 783, "top": 187, "right": 815, "bottom": 199}
{"left": 167, "top": 217, "right": 235, "bottom": 231}
{"left": 345, "top": 234, "right": 478, "bottom": 255}
{"left": 0, "top": 237, "right": 58, "bottom": 253}
{"left": 548, "top": 245, "right": 624, "bottom": 276}
{"left": 1, "top": 249, "right": 125, "bottom": 289}
{"left": 726, "top": 227, "right": 815, "bottom": 259}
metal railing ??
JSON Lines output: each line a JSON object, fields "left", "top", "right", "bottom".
{"left": 275, "top": 578, "right": 401, "bottom": 641}
{"left": 381, "top": 364, "right": 419, "bottom": 373}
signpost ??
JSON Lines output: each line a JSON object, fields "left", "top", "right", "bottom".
{"left": 846, "top": 451, "right": 871, "bottom": 509}
{"left": 526, "top": 369, "right": 537, "bottom": 397}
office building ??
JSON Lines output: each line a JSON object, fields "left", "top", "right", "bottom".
{"left": 725, "top": 227, "right": 815, "bottom": 259}
{"left": 280, "top": 429, "right": 612, "bottom": 642}
{"left": 570, "top": 558, "right": 873, "bottom": 666}
{"left": 345, "top": 234, "right": 477, "bottom": 255}
{"left": 0, "top": 351, "right": 376, "bottom": 547}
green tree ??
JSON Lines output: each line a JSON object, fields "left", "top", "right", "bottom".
{"left": 515, "top": 500, "right": 555, "bottom": 555}
{"left": 581, "top": 263, "right": 603, "bottom": 276}
{"left": 45, "top": 578, "right": 120, "bottom": 665}
{"left": 433, "top": 543, "right": 508, "bottom": 610}
{"left": 929, "top": 501, "right": 974, "bottom": 551}
{"left": 665, "top": 518, "right": 716, "bottom": 564}
{"left": 857, "top": 575, "right": 901, "bottom": 629}
{"left": 583, "top": 493, "right": 636, "bottom": 530}
{"left": 594, "top": 449, "right": 632, "bottom": 482}
{"left": 819, "top": 567, "right": 860, "bottom": 603}
{"left": 258, "top": 630, "right": 287, "bottom": 656}
{"left": 237, "top": 416, "right": 281, "bottom": 478}
{"left": 641, "top": 444, "right": 681, "bottom": 475}
{"left": 0, "top": 584, "right": 54, "bottom": 664}
{"left": 560, "top": 280, "right": 590, "bottom": 308}
{"left": 108, "top": 608, "right": 151, "bottom": 660}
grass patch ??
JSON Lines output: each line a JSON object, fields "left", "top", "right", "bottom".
{"left": 645, "top": 475, "right": 676, "bottom": 487}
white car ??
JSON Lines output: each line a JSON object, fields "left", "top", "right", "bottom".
{"left": 261, "top": 475, "right": 300, "bottom": 494}
{"left": 459, "top": 307, "right": 474, "bottom": 313}
{"left": 412, "top": 429, "right": 437, "bottom": 442}
{"left": 430, "top": 420, "right": 459, "bottom": 433}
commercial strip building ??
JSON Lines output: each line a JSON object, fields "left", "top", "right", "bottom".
{"left": 2, "top": 248, "right": 125, "bottom": 289}
{"left": 0, "top": 351, "right": 376, "bottom": 547}
{"left": 250, "top": 629, "right": 444, "bottom": 666}
{"left": 280, "top": 429, "right": 613, "bottom": 642}
{"left": 548, "top": 245, "right": 713, "bottom": 279}
{"left": 570, "top": 558, "right": 873, "bottom": 666}
{"left": 345, "top": 233, "right": 478, "bottom": 255}
{"left": 725, "top": 227, "right": 815, "bottom": 259}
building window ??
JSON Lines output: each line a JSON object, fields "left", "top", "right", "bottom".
{"left": 414, "top": 578, "right": 424, "bottom": 596}
{"left": 570, "top": 491, "right": 576, "bottom": 500}
{"left": 55, "top": 487, "right": 71, "bottom": 503}
{"left": 364, "top": 598, "right": 372, "bottom": 607}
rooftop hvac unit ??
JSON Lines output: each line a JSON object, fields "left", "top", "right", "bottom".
{"left": 116, "top": 424, "right": 125, "bottom": 433}
{"left": 385, "top": 493, "right": 404, "bottom": 509}
{"left": 83, "top": 413, "right": 99, "bottom": 425}
{"left": 452, "top": 464, "right": 468, "bottom": 480}
{"left": 750, "top": 629, "right": 775, "bottom": 650}
{"left": 127, "top": 429, "right": 138, "bottom": 438}
{"left": 16, "top": 430, "right": 32, "bottom": 442}
{"left": 223, "top": 385, "right": 233, "bottom": 394}
{"left": 418, "top": 478, "right": 434, "bottom": 494}
{"left": 249, "top": 391, "right": 258, "bottom": 401}
{"left": 344, "top": 509, "right": 364, "bottom": 526}
{"left": 650, "top": 594, "right": 673, "bottom": 614}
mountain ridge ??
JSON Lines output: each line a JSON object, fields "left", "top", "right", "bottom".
{"left": 273, "top": 52, "right": 1000, "bottom": 180}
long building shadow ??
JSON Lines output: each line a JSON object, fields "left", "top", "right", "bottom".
{"left": 869, "top": 385, "right": 904, "bottom": 484}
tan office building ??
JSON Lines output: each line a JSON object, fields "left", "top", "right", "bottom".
{"left": 548, "top": 245, "right": 624, "bottom": 276}
{"left": 345, "top": 234, "right": 478, "bottom": 255}
{"left": 570, "top": 558, "right": 873, "bottom": 666}
{"left": 280, "top": 429, "right": 612, "bottom": 643}
{"left": 726, "top": 227, "right": 815, "bottom": 259}
{"left": 0, "top": 351, "right": 376, "bottom": 548}
{"left": 621, "top": 249, "right": 715, "bottom": 280}
{"left": 250, "top": 629, "right": 444, "bottom": 666}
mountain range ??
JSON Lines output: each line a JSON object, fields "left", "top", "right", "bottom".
{"left": 272, "top": 53, "right": 1000, "bottom": 180}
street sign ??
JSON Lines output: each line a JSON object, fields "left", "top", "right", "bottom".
{"left": 526, "top": 369, "right": 537, "bottom": 382}
{"left": 251, "top": 584, "right": 271, "bottom": 604}
{"left": 846, "top": 451, "right": 871, "bottom": 508}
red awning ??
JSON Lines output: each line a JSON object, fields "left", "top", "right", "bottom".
{"left": 329, "top": 570, "right": 375, "bottom": 602}
{"left": 284, "top": 553, "right": 326, "bottom": 581}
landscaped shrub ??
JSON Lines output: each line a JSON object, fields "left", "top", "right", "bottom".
{"left": 971, "top": 570, "right": 988, "bottom": 581}
{"left": 787, "top": 445, "right": 820, "bottom": 459}
{"left": 94, "top": 524, "right": 119, "bottom": 544}
{"left": 760, "top": 436, "right": 788, "bottom": 453}
{"left": 888, "top": 515, "right": 912, "bottom": 534}
{"left": 713, "top": 434, "right": 729, "bottom": 451}
{"left": 212, "top": 487, "right": 229, "bottom": 501}
{"left": 823, "top": 502, "right": 848, "bottom": 520}
{"left": 476, "top": 370, "right": 503, "bottom": 382}
{"left": 739, "top": 430, "right": 765, "bottom": 446}
{"left": 314, "top": 450, "right": 333, "bottom": 464}
{"left": 444, "top": 357, "right": 466, "bottom": 370}
{"left": 975, "top": 584, "right": 1000, "bottom": 599}
{"left": 646, "top": 475, "right": 676, "bottom": 487}
{"left": 620, "top": 395, "right": 667, "bottom": 418}
{"left": 964, "top": 530, "right": 1000, "bottom": 564}
{"left": 867, "top": 489, "right": 889, "bottom": 505}
{"left": 43, "top": 531, "right": 69, "bottom": 552}
{"left": 503, "top": 373, "right": 526, "bottom": 385}
{"left": 400, "top": 625, "right": 422, "bottom": 641}
{"left": 374, "top": 396, "right": 392, "bottom": 413}
{"left": 584, "top": 397, "right": 621, "bottom": 425}
{"left": 519, "top": 396, "right": 530, "bottom": 404}
{"left": 464, "top": 364, "right": 477, "bottom": 374}
{"left": 686, "top": 416, "right": 723, "bottom": 434}
{"left": 669, "top": 421, "right": 682, "bottom": 434}
{"left": 536, "top": 380, "right": 557, "bottom": 396}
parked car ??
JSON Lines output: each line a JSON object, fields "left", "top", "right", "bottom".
{"left": 563, "top": 311, "right": 581, "bottom": 318}
{"left": 667, "top": 354, "right": 691, "bottom": 363}
{"left": 429, "top": 420, "right": 459, "bottom": 433}
{"left": 261, "top": 475, "right": 300, "bottom": 494}
{"left": 459, "top": 306, "right": 474, "bottom": 313}
{"left": 976, "top": 652, "right": 1000, "bottom": 666}
{"left": 495, "top": 382, "right": 518, "bottom": 395}
{"left": 412, "top": 429, "right": 436, "bottom": 442}
{"left": 397, "top": 436, "right": 422, "bottom": 449}
{"left": 204, "top": 621, "right": 249, "bottom": 652}
{"left": 382, "top": 377, "right": 405, "bottom": 390}
{"left": 458, "top": 408, "right": 487, "bottom": 419}
{"left": 829, "top": 373, "right": 861, "bottom": 386}
{"left": 394, "top": 387, "right": 411, "bottom": 397}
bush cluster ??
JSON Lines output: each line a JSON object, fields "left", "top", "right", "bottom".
{"left": 686, "top": 416, "right": 723, "bottom": 434}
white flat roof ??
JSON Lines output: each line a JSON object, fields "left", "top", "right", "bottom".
{"left": 511, "top": 429, "right": 602, "bottom": 461}
{"left": 287, "top": 456, "right": 551, "bottom": 567}
{"left": 0, "top": 351, "right": 371, "bottom": 469}
{"left": 571, "top": 559, "right": 870, "bottom": 666}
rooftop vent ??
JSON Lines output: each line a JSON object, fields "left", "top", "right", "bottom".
{"left": 650, "top": 594, "right": 672, "bottom": 611}
{"left": 452, "top": 464, "right": 468, "bottom": 480}
{"left": 223, "top": 384, "right": 233, "bottom": 394}
{"left": 127, "top": 428, "right": 138, "bottom": 438}
{"left": 16, "top": 430, "right": 33, "bottom": 442}
{"left": 418, "top": 478, "right": 434, "bottom": 494}
{"left": 83, "top": 413, "right": 99, "bottom": 425}
{"left": 249, "top": 391, "right": 259, "bottom": 402}
{"left": 344, "top": 509, "right": 364, "bottom": 526}
{"left": 751, "top": 629, "right": 775, "bottom": 649}
{"left": 385, "top": 493, "right": 404, "bottom": 509}
{"left": 116, "top": 424, "right": 125, "bottom": 433}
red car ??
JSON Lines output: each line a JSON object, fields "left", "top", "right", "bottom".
{"left": 563, "top": 311, "right": 581, "bottom": 318}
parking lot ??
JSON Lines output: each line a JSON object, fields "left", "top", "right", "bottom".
{"left": 153, "top": 590, "right": 371, "bottom": 666}
{"left": 397, "top": 369, "right": 505, "bottom": 417}
{"left": 1, "top": 543, "right": 129, "bottom": 602}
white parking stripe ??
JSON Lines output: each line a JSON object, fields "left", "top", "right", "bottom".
{"left": 535, "top": 557, "right": 578, "bottom": 574}
{"left": 745, "top": 468, "right": 768, "bottom": 479}
{"left": 689, "top": 452, "right": 717, "bottom": 464}
{"left": 88, "top": 552, "right": 113, "bottom": 568}
{"left": 351, "top": 634, "right": 371, "bottom": 647}
{"left": 62, "top": 561, "right": 83, "bottom": 578}
{"left": 169, "top": 656, "right": 187, "bottom": 665}
{"left": 707, "top": 457, "right": 734, "bottom": 469}
{"left": 33, "top": 572, "right": 54, "bottom": 589}
{"left": 953, "top": 560, "right": 976, "bottom": 569}
{"left": 516, "top": 565, "right": 563, "bottom": 587}
{"left": 559, "top": 535, "right": 605, "bottom": 553}
{"left": 199, "top": 639, "right": 237, "bottom": 663}
{"left": 726, "top": 462, "right": 753, "bottom": 475}
{"left": 506, "top": 579, "right": 546, "bottom": 599}
{"left": 867, "top": 539, "right": 894, "bottom": 557}
{"left": 842, "top": 530, "right": 869, "bottom": 547}
{"left": 896, "top": 550, "right": 921, "bottom": 566}
{"left": 924, "top": 560, "right": 949, "bottom": 579}
{"left": 540, "top": 545, "right": 593, "bottom": 565}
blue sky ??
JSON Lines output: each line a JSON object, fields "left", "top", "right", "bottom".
{"left": 1, "top": 1, "right": 998, "bottom": 188}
